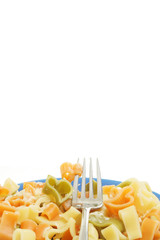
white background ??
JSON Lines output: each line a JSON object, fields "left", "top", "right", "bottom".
{"left": 0, "top": 1, "right": 160, "bottom": 192}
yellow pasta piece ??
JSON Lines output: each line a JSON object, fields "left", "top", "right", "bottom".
{"left": 44, "top": 217, "right": 76, "bottom": 239}
{"left": 70, "top": 223, "right": 99, "bottom": 240}
{"left": 17, "top": 206, "right": 30, "bottom": 223}
{"left": 36, "top": 215, "right": 67, "bottom": 228}
{"left": 12, "top": 229, "right": 36, "bottom": 240}
{"left": 118, "top": 205, "right": 142, "bottom": 239}
{"left": 88, "top": 223, "right": 99, "bottom": 240}
{"left": 17, "top": 205, "right": 38, "bottom": 223}
{"left": 131, "top": 179, "right": 159, "bottom": 215}
{"left": 68, "top": 217, "right": 76, "bottom": 237}
{"left": 101, "top": 224, "right": 127, "bottom": 240}
{"left": 44, "top": 221, "right": 98, "bottom": 240}
{"left": 34, "top": 194, "right": 51, "bottom": 211}
{"left": 61, "top": 206, "right": 82, "bottom": 225}
{"left": 73, "top": 236, "right": 79, "bottom": 240}
{"left": 3, "top": 178, "right": 19, "bottom": 194}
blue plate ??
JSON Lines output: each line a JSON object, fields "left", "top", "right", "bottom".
{"left": 18, "top": 178, "right": 160, "bottom": 200}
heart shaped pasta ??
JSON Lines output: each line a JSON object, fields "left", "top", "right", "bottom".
{"left": 42, "top": 175, "right": 73, "bottom": 206}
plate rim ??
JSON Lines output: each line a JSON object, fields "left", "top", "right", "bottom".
{"left": 18, "top": 178, "right": 160, "bottom": 200}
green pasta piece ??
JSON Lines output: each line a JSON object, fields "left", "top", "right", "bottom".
{"left": 85, "top": 179, "right": 97, "bottom": 194}
{"left": 42, "top": 175, "right": 73, "bottom": 206}
{"left": 89, "top": 211, "right": 125, "bottom": 232}
{"left": 118, "top": 179, "right": 152, "bottom": 192}
{"left": 117, "top": 180, "right": 132, "bottom": 188}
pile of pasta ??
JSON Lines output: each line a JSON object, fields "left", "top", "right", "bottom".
{"left": 0, "top": 162, "right": 160, "bottom": 240}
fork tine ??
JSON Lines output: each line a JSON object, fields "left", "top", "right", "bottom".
{"left": 81, "top": 158, "right": 86, "bottom": 199}
{"left": 89, "top": 158, "right": 94, "bottom": 199}
{"left": 72, "top": 159, "right": 79, "bottom": 203}
{"left": 96, "top": 158, "right": 103, "bottom": 200}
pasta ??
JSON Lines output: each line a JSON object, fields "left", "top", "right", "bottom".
{"left": 35, "top": 223, "right": 51, "bottom": 240}
{"left": 88, "top": 223, "right": 99, "bottom": 240}
{"left": 12, "top": 229, "right": 36, "bottom": 240}
{"left": 0, "top": 186, "right": 9, "bottom": 201}
{"left": 60, "top": 162, "right": 83, "bottom": 182}
{"left": 141, "top": 217, "right": 160, "bottom": 240}
{"left": 118, "top": 205, "right": 142, "bottom": 239}
{"left": 44, "top": 217, "right": 76, "bottom": 239}
{"left": 17, "top": 205, "right": 38, "bottom": 223}
{"left": 3, "top": 178, "right": 19, "bottom": 195}
{"left": 0, "top": 211, "right": 19, "bottom": 240}
{"left": 103, "top": 186, "right": 134, "bottom": 216}
{"left": 101, "top": 224, "right": 127, "bottom": 240}
{"left": 21, "top": 219, "right": 37, "bottom": 231}
{"left": 61, "top": 206, "right": 82, "bottom": 225}
{"left": 0, "top": 162, "right": 160, "bottom": 240}
{"left": 42, "top": 175, "right": 73, "bottom": 206}
{"left": 41, "top": 202, "right": 60, "bottom": 220}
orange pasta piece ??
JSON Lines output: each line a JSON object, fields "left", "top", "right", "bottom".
{"left": 4, "top": 191, "right": 34, "bottom": 208}
{"left": 21, "top": 219, "right": 37, "bottom": 232}
{"left": 25, "top": 197, "right": 36, "bottom": 207}
{"left": 155, "top": 229, "right": 160, "bottom": 239}
{"left": 73, "top": 163, "right": 83, "bottom": 176}
{"left": 35, "top": 182, "right": 45, "bottom": 188}
{"left": 0, "top": 186, "right": 9, "bottom": 200}
{"left": 61, "top": 199, "right": 72, "bottom": 211}
{"left": 104, "top": 186, "right": 134, "bottom": 216}
{"left": 62, "top": 229, "right": 72, "bottom": 240}
{"left": 103, "top": 185, "right": 115, "bottom": 194}
{"left": 23, "top": 182, "right": 37, "bottom": 189}
{"left": 0, "top": 203, "right": 16, "bottom": 217}
{"left": 8, "top": 195, "right": 24, "bottom": 207}
{"left": 103, "top": 185, "right": 119, "bottom": 197}
{"left": 60, "top": 162, "right": 74, "bottom": 182}
{"left": 23, "top": 181, "right": 44, "bottom": 189}
{"left": 60, "top": 162, "right": 83, "bottom": 182}
{"left": 0, "top": 211, "right": 19, "bottom": 240}
{"left": 35, "top": 223, "right": 51, "bottom": 240}
{"left": 41, "top": 202, "right": 60, "bottom": 220}
{"left": 75, "top": 224, "right": 80, "bottom": 235}
{"left": 141, "top": 217, "right": 160, "bottom": 240}
{"left": 24, "top": 184, "right": 35, "bottom": 195}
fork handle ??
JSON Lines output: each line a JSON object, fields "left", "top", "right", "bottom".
{"left": 79, "top": 207, "right": 90, "bottom": 240}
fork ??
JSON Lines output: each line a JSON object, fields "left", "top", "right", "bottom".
{"left": 72, "top": 158, "right": 103, "bottom": 240}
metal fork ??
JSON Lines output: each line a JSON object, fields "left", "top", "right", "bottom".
{"left": 72, "top": 159, "right": 103, "bottom": 240}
